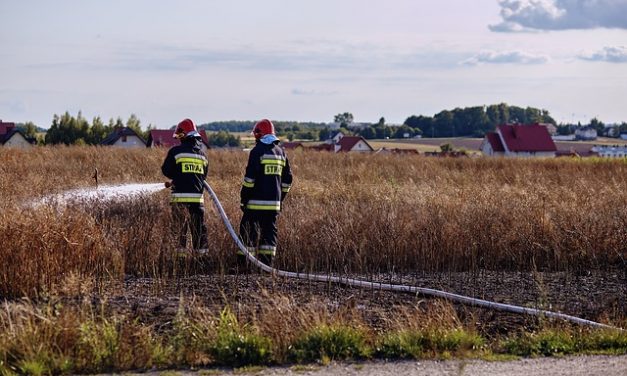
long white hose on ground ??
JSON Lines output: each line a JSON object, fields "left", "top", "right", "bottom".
{"left": 203, "top": 181, "right": 621, "bottom": 331}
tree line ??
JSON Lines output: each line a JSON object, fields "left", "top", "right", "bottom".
{"left": 15, "top": 104, "right": 627, "bottom": 146}
{"left": 25, "top": 112, "right": 243, "bottom": 147}
{"left": 402, "top": 104, "right": 555, "bottom": 138}
{"left": 43, "top": 112, "right": 148, "bottom": 145}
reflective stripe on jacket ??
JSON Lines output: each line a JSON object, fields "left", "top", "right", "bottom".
{"left": 240, "top": 141, "right": 293, "bottom": 211}
{"left": 161, "top": 137, "right": 208, "bottom": 203}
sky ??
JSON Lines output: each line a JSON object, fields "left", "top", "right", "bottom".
{"left": 1, "top": 0, "right": 627, "bottom": 129}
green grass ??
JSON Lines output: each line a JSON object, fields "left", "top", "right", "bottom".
{"left": 377, "top": 328, "right": 485, "bottom": 359}
{"left": 289, "top": 325, "right": 371, "bottom": 363}
{"left": 0, "top": 301, "right": 624, "bottom": 373}
{"left": 501, "top": 329, "right": 627, "bottom": 357}
{"left": 209, "top": 308, "right": 273, "bottom": 367}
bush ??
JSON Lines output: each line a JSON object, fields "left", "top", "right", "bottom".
{"left": 289, "top": 325, "right": 371, "bottom": 363}
{"left": 209, "top": 308, "right": 273, "bottom": 366}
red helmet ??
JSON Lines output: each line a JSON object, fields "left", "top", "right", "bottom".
{"left": 252, "top": 119, "right": 275, "bottom": 140}
{"left": 173, "top": 118, "right": 198, "bottom": 139}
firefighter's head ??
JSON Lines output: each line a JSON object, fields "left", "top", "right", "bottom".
{"left": 173, "top": 118, "right": 200, "bottom": 139}
{"left": 252, "top": 119, "right": 275, "bottom": 140}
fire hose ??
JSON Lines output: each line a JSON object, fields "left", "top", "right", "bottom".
{"left": 203, "top": 180, "right": 622, "bottom": 331}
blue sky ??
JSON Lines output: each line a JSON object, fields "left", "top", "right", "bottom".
{"left": 1, "top": 0, "right": 626, "bottom": 129}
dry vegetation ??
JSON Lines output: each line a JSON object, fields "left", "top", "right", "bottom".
{"left": 0, "top": 146, "right": 626, "bottom": 372}
{"left": 0, "top": 146, "right": 626, "bottom": 297}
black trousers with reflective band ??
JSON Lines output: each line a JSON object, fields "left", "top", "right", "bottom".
{"left": 239, "top": 209, "right": 278, "bottom": 265}
{"left": 172, "top": 203, "right": 209, "bottom": 250}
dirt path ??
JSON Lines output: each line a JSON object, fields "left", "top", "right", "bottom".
{"left": 127, "top": 355, "right": 627, "bottom": 376}
{"left": 101, "top": 270, "right": 625, "bottom": 334}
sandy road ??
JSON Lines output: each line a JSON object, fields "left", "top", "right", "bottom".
{"left": 139, "top": 355, "right": 627, "bottom": 376}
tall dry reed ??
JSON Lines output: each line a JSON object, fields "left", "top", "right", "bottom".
{"left": 1, "top": 147, "right": 625, "bottom": 298}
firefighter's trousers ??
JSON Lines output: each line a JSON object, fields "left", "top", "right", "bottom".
{"left": 239, "top": 209, "right": 278, "bottom": 266}
{"left": 172, "top": 203, "right": 209, "bottom": 250}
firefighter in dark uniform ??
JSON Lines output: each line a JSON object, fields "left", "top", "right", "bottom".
{"left": 239, "top": 119, "right": 293, "bottom": 267}
{"left": 161, "top": 118, "right": 209, "bottom": 252}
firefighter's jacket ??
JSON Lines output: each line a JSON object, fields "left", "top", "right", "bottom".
{"left": 161, "top": 137, "right": 208, "bottom": 204}
{"left": 240, "top": 141, "right": 292, "bottom": 211}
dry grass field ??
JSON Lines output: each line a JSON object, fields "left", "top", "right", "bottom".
{"left": 1, "top": 147, "right": 626, "bottom": 294}
{"left": 0, "top": 146, "right": 625, "bottom": 373}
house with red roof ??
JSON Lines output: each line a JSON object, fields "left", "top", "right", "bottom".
{"left": 0, "top": 120, "right": 36, "bottom": 148}
{"left": 335, "top": 136, "right": 374, "bottom": 153}
{"left": 146, "top": 129, "right": 210, "bottom": 150}
{"left": 480, "top": 124, "right": 557, "bottom": 157}
{"left": 310, "top": 135, "right": 373, "bottom": 153}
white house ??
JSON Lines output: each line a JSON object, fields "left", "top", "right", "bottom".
{"left": 481, "top": 124, "right": 557, "bottom": 157}
{"left": 621, "top": 133, "right": 627, "bottom": 140}
{"left": 0, "top": 121, "right": 36, "bottom": 148}
{"left": 101, "top": 127, "right": 146, "bottom": 148}
{"left": 575, "top": 127, "right": 597, "bottom": 141}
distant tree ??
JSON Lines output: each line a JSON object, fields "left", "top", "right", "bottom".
{"left": 433, "top": 110, "right": 454, "bottom": 137}
{"left": 589, "top": 118, "right": 605, "bottom": 134}
{"left": 319, "top": 127, "right": 331, "bottom": 141}
{"left": 126, "top": 114, "right": 144, "bottom": 136}
{"left": 206, "top": 130, "right": 241, "bottom": 147}
{"left": 486, "top": 103, "right": 510, "bottom": 126}
{"left": 45, "top": 111, "right": 89, "bottom": 145}
{"left": 22, "top": 122, "right": 38, "bottom": 139}
{"left": 556, "top": 124, "right": 574, "bottom": 135}
{"left": 360, "top": 126, "right": 376, "bottom": 139}
{"left": 297, "top": 130, "right": 316, "bottom": 140}
{"left": 88, "top": 116, "right": 112, "bottom": 144}
{"left": 373, "top": 125, "right": 391, "bottom": 139}
{"left": 393, "top": 125, "right": 414, "bottom": 139}
{"left": 112, "top": 117, "right": 124, "bottom": 129}
{"left": 404, "top": 115, "right": 433, "bottom": 137}
{"left": 334, "top": 112, "right": 354, "bottom": 127}
{"left": 229, "top": 135, "right": 241, "bottom": 147}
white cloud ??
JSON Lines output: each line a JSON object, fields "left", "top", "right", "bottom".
{"left": 578, "top": 46, "right": 627, "bottom": 63}
{"left": 462, "top": 50, "right": 550, "bottom": 65}
{"left": 490, "top": 0, "right": 627, "bottom": 32}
